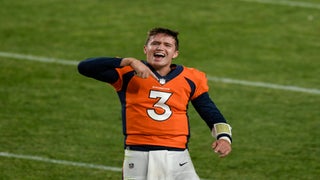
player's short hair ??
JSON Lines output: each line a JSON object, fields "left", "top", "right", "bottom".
{"left": 145, "top": 27, "right": 179, "bottom": 50}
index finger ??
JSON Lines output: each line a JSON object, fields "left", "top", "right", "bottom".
{"left": 150, "top": 71, "right": 159, "bottom": 81}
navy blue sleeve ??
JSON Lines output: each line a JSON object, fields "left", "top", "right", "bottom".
{"left": 78, "top": 57, "right": 122, "bottom": 83}
{"left": 191, "top": 92, "right": 227, "bottom": 130}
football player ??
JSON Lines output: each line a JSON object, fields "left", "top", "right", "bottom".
{"left": 78, "top": 27, "right": 232, "bottom": 180}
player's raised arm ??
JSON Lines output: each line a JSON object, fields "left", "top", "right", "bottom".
{"left": 121, "top": 57, "right": 159, "bottom": 80}
{"left": 77, "top": 57, "right": 121, "bottom": 83}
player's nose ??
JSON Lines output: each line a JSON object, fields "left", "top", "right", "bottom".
{"left": 156, "top": 44, "right": 164, "bottom": 50}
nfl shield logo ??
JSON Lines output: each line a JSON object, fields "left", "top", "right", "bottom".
{"left": 129, "top": 163, "right": 134, "bottom": 169}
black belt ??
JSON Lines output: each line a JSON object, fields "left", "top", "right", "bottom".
{"left": 125, "top": 145, "right": 185, "bottom": 151}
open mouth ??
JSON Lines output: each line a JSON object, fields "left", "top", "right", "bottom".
{"left": 154, "top": 52, "right": 165, "bottom": 58}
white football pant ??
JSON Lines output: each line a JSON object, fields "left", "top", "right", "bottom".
{"left": 123, "top": 149, "right": 200, "bottom": 180}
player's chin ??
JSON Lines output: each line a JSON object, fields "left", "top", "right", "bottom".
{"left": 149, "top": 60, "right": 166, "bottom": 67}
{"left": 152, "top": 56, "right": 165, "bottom": 62}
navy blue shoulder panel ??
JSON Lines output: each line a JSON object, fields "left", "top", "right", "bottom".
{"left": 116, "top": 71, "right": 135, "bottom": 138}
{"left": 184, "top": 77, "right": 196, "bottom": 100}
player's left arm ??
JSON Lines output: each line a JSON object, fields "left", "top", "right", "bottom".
{"left": 191, "top": 92, "right": 232, "bottom": 157}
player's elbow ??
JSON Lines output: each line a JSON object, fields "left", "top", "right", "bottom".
{"left": 77, "top": 61, "right": 90, "bottom": 76}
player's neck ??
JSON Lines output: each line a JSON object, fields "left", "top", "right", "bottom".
{"left": 156, "top": 68, "right": 170, "bottom": 76}
{"left": 155, "top": 65, "right": 176, "bottom": 77}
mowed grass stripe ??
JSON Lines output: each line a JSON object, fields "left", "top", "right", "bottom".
{"left": 1, "top": 51, "right": 319, "bottom": 95}
{"left": 240, "top": 0, "right": 320, "bottom": 9}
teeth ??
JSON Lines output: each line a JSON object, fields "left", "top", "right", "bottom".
{"left": 154, "top": 52, "right": 165, "bottom": 57}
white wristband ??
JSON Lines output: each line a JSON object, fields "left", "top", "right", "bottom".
{"left": 218, "top": 136, "right": 232, "bottom": 144}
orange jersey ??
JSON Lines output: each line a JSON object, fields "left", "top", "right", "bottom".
{"left": 112, "top": 65, "right": 208, "bottom": 149}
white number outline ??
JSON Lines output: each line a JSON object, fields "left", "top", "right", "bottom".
{"left": 147, "top": 90, "right": 173, "bottom": 121}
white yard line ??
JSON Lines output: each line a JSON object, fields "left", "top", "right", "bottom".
{"left": 240, "top": 0, "right": 320, "bottom": 9}
{"left": 0, "top": 152, "right": 122, "bottom": 172}
{"left": 0, "top": 51, "right": 78, "bottom": 66}
{"left": 0, "top": 51, "right": 319, "bottom": 95}
{"left": 208, "top": 77, "right": 320, "bottom": 95}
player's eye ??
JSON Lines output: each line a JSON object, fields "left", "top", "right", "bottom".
{"left": 150, "top": 41, "right": 160, "bottom": 46}
{"left": 164, "top": 43, "right": 173, "bottom": 48}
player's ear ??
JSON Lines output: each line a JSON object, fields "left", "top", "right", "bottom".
{"left": 143, "top": 45, "right": 147, "bottom": 55}
{"left": 173, "top": 50, "right": 179, "bottom": 59}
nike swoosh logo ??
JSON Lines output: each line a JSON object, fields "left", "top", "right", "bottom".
{"left": 179, "top": 162, "right": 188, "bottom": 166}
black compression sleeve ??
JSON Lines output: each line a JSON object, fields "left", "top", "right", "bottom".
{"left": 78, "top": 57, "right": 122, "bottom": 83}
{"left": 191, "top": 92, "right": 227, "bottom": 129}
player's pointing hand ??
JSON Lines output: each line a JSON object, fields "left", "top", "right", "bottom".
{"left": 121, "top": 57, "right": 159, "bottom": 81}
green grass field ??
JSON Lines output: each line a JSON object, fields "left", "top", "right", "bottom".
{"left": 1, "top": 0, "right": 319, "bottom": 179}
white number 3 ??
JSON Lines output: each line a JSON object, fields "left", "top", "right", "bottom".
{"left": 147, "top": 90, "right": 173, "bottom": 121}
